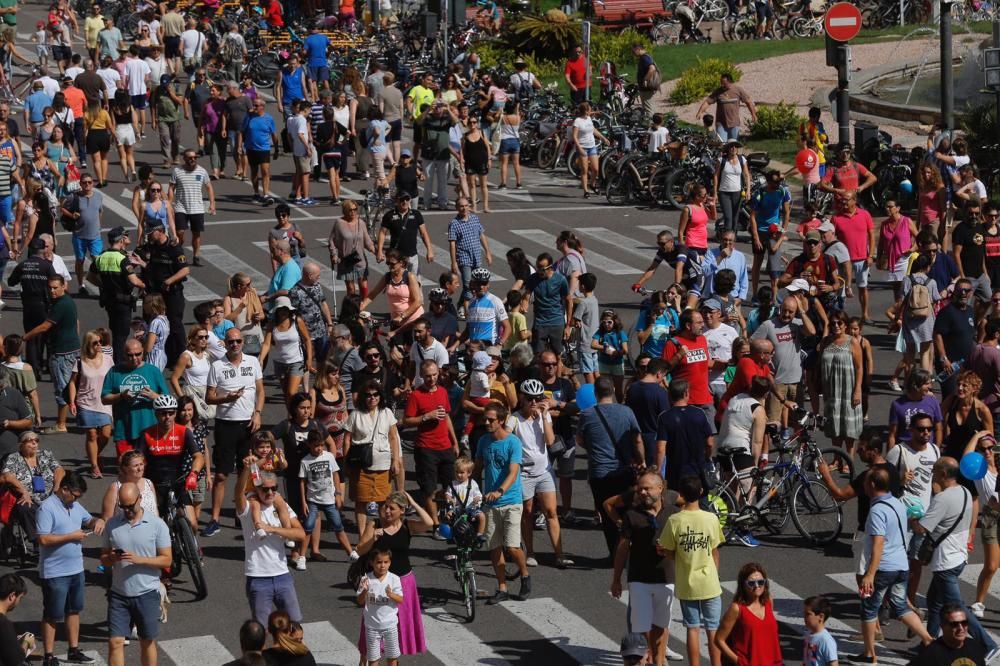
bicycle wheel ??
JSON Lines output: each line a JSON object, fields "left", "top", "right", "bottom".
{"left": 790, "top": 480, "right": 843, "bottom": 546}
{"left": 462, "top": 564, "right": 477, "bottom": 622}
{"left": 605, "top": 173, "right": 634, "bottom": 206}
{"left": 176, "top": 515, "right": 208, "bottom": 600}
{"left": 755, "top": 469, "right": 791, "bottom": 534}
{"left": 704, "top": 486, "right": 738, "bottom": 541}
{"left": 651, "top": 20, "right": 681, "bottom": 45}
{"left": 803, "top": 448, "right": 855, "bottom": 481}
{"left": 704, "top": 0, "right": 730, "bottom": 21}
{"left": 537, "top": 135, "right": 560, "bottom": 170}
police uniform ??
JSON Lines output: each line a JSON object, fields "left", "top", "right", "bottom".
{"left": 93, "top": 247, "right": 138, "bottom": 363}
{"left": 9, "top": 247, "right": 55, "bottom": 374}
{"left": 139, "top": 239, "right": 187, "bottom": 367}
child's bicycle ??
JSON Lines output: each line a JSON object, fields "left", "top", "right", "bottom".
{"left": 442, "top": 510, "right": 481, "bottom": 622}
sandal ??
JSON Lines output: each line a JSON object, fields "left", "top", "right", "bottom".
{"left": 88, "top": 469, "right": 103, "bottom": 480}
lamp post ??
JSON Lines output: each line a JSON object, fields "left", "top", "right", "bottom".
{"left": 941, "top": 0, "right": 954, "bottom": 130}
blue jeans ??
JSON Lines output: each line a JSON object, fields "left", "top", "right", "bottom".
{"left": 303, "top": 501, "right": 345, "bottom": 533}
{"left": 458, "top": 264, "right": 473, "bottom": 305}
{"left": 927, "top": 562, "right": 998, "bottom": 650}
{"left": 245, "top": 572, "right": 302, "bottom": 627}
{"left": 861, "top": 569, "right": 911, "bottom": 622}
{"left": 716, "top": 125, "right": 740, "bottom": 142}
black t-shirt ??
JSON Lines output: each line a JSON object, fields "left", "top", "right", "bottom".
{"left": 933, "top": 303, "right": 976, "bottom": 365}
{"left": 394, "top": 163, "right": 419, "bottom": 196}
{"left": 952, "top": 221, "right": 987, "bottom": 278}
{"left": 140, "top": 424, "right": 199, "bottom": 486}
{"left": 379, "top": 208, "right": 425, "bottom": 257}
{"left": 139, "top": 241, "right": 187, "bottom": 293}
{"left": 653, "top": 244, "right": 682, "bottom": 269}
{"left": 0, "top": 612, "right": 24, "bottom": 666}
{"left": 848, "top": 461, "right": 902, "bottom": 531}
{"left": 621, "top": 508, "right": 666, "bottom": 584}
{"left": 262, "top": 648, "right": 317, "bottom": 666}
{"left": 539, "top": 375, "right": 576, "bottom": 442}
{"left": 5, "top": 119, "right": 18, "bottom": 140}
{"left": 273, "top": 418, "right": 326, "bottom": 513}
{"left": 637, "top": 53, "right": 655, "bottom": 82}
{"left": 908, "top": 637, "right": 985, "bottom": 666}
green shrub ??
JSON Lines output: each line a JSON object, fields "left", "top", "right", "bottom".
{"left": 748, "top": 102, "right": 803, "bottom": 140}
{"left": 507, "top": 13, "right": 581, "bottom": 60}
{"left": 668, "top": 58, "right": 742, "bottom": 105}
{"left": 589, "top": 27, "right": 651, "bottom": 71}
{"left": 476, "top": 42, "right": 563, "bottom": 79}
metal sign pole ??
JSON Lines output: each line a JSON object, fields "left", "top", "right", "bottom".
{"left": 443, "top": 0, "right": 449, "bottom": 69}
{"left": 582, "top": 20, "right": 591, "bottom": 102}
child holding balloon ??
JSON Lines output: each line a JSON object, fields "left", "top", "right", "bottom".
{"left": 787, "top": 138, "right": 822, "bottom": 206}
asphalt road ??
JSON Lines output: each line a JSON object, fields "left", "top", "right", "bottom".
{"left": 3, "top": 6, "right": 999, "bottom": 665}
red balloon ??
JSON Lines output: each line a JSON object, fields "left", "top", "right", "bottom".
{"left": 795, "top": 148, "right": 818, "bottom": 175}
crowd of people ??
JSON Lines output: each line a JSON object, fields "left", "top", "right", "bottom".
{"left": 0, "top": 0, "right": 999, "bottom": 665}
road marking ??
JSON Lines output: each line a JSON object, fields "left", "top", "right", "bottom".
{"left": 300, "top": 620, "right": 359, "bottom": 666}
{"left": 500, "top": 596, "right": 620, "bottom": 665}
{"left": 959, "top": 563, "right": 1000, "bottom": 603}
{"left": 640, "top": 225, "right": 674, "bottom": 235}
{"left": 423, "top": 606, "right": 510, "bottom": 664}
{"left": 576, "top": 227, "right": 660, "bottom": 262}
{"left": 160, "top": 635, "right": 235, "bottom": 665}
{"left": 253, "top": 241, "right": 348, "bottom": 293}
{"left": 308, "top": 238, "right": 434, "bottom": 286}
{"left": 824, "top": 573, "right": 921, "bottom": 665}
{"left": 199, "top": 244, "right": 271, "bottom": 288}
{"left": 489, "top": 186, "right": 535, "bottom": 204}
{"left": 510, "top": 229, "right": 639, "bottom": 275}
{"left": 182, "top": 275, "right": 222, "bottom": 302}
{"left": 427, "top": 242, "right": 508, "bottom": 282}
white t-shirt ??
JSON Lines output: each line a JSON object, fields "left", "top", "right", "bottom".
{"left": 469, "top": 369, "right": 490, "bottom": 398}
{"left": 97, "top": 67, "right": 122, "bottom": 97}
{"left": 445, "top": 478, "right": 483, "bottom": 510}
{"left": 124, "top": 58, "right": 152, "bottom": 96}
{"left": 51, "top": 255, "right": 71, "bottom": 282}
{"left": 39, "top": 76, "right": 60, "bottom": 99}
{"left": 180, "top": 29, "right": 204, "bottom": 59}
{"left": 358, "top": 571, "right": 402, "bottom": 630}
{"left": 206, "top": 330, "right": 226, "bottom": 361}
{"left": 647, "top": 126, "right": 669, "bottom": 154}
{"left": 704, "top": 323, "right": 739, "bottom": 388}
{"left": 287, "top": 114, "right": 310, "bottom": 158}
{"left": 145, "top": 57, "right": 169, "bottom": 88}
{"left": 65, "top": 66, "right": 84, "bottom": 81}
{"left": 207, "top": 354, "right": 263, "bottom": 421}
{"left": 513, "top": 411, "right": 552, "bottom": 477}
{"left": 409, "top": 339, "right": 449, "bottom": 389}
{"left": 299, "top": 450, "right": 339, "bottom": 505}
{"left": 886, "top": 442, "right": 940, "bottom": 512}
{"left": 238, "top": 501, "right": 295, "bottom": 577}
{"left": 573, "top": 117, "right": 596, "bottom": 149}
{"left": 919, "top": 484, "right": 971, "bottom": 572}
{"left": 344, "top": 408, "right": 396, "bottom": 471}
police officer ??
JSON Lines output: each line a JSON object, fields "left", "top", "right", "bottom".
{"left": 375, "top": 192, "right": 434, "bottom": 275}
{"left": 90, "top": 226, "right": 146, "bottom": 363}
{"left": 8, "top": 238, "right": 55, "bottom": 375}
{"left": 138, "top": 219, "right": 188, "bottom": 368}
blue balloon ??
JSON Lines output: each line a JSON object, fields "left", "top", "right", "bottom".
{"left": 437, "top": 523, "right": 452, "bottom": 540}
{"left": 960, "top": 452, "right": 988, "bottom": 481}
{"left": 576, "top": 383, "right": 597, "bottom": 411}
{"left": 898, "top": 178, "right": 914, "bottom": 195}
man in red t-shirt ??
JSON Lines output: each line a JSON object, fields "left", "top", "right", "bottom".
{"left": 402, "top": 359, "right": 459, "bottom": 536}
{"left": 662, "top": 309, "right": 716, "bottom": 430}
{"left": 818, "top": 142, "right": 877, "bottom": 197}
{"left": 260, "top": 0, "right": 284, "bottom": 28}
{"left": 563, "top": 46, "right": 589, "bottom": 107}
{"left": 831, "top": 191, "right": 877, "bottom": 322}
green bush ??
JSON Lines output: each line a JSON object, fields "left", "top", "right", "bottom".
{"left": 668, "top": 58, "right": 742, "bottom": 105}
{"left": 476, "top": 42, "right": 563, "bottom": 79}
{"left": 589, "top": 27, "right": 651, "bottom": 71}
{"left": 507, "top": 13, "right": 581, "bottom": 60}
{"left": 747, "top": 102, "right": 803, "bottom": 140}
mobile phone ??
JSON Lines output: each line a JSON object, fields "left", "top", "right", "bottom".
{"left": 113, "top": 548, "right": 125, "bottom": 556}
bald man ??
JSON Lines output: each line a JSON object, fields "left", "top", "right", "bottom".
{"left": 101, "top": 338, "right": 170, "bottom": 457}
{"left": 289, "top": 261, "right": 334, "bottom": 363}
{"left": 101, "top": 482, "right": 171, "bottom": 666}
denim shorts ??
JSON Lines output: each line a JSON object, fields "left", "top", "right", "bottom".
{"left": 130, "top": 94, "right": 148, "bottom": 110}
{"left": 77, "top": 407, "right": 112, "bottom": 429}
{"left": 498, "top": 138, "right": 520, "bottom": 155}
{"left": 42, "top": 571, "right": 85, "bottom": 622}
{"left": 72, "top": 235, "right": 103, "bottom": 261}
{"left": 579, "top": 145, "right": 600, "bottom": 157}
{"left": 303, "top": 501, "right": 345, "bottom": 533}
{"left": 273, "top": 360, "right": 305, "bottom": 378}
{"left": 580, "top": 349, "right": 598, "bottom": 373}
{"left": 680, "top": 595, "right": 722, "bottom": 629}
{"left": 861, "top": 569, "right": 912, "bottom": 622}
{"left": 307, "top": 65, "right": 329, "bottom": 84}
{"left": 0, "top": 194, "right": 12, "bottom": 224}
{"left": 50, "top": 352, "right": 79, "bottom": 406}
{"left": 108, "top": 589, "right": 161, "bottom": 640}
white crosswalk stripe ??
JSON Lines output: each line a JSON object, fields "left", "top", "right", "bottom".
{"left": 300, "top": 620, "right": 361, "bottom": 666}
{"left": 423, "top": 606, "right": 510, "bottom": 664}
{"left": 160, "top": 635, "right": 236, "bottom": 665}
{"left": 499, "top": 596, "right": 621, "bottom": 665}
{"left": 958, "top": 563, "right": 1000, "bottom": 604}
{"left": 575, "top": 227, "right": 661, "bottom": 263}
{"left": 617, "top": 587, "right": 707, "bottom": 661}
{"left": 253, "top": 241, "right": 349, "bottom": 293}
{"left": 510, "top": 229, "right": 639, "bottom": 275}
{"left": 198, "top": 244, "right": 272, "bottom": 290}
{"left": 309, "top": 238, "right": 435, "bottom": 287}
{"left": 426, "top": 242, "right": 508, "bottom": 282}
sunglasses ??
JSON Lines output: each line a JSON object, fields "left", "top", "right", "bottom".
{"left": 806, "top": 240, "right": 820, "bottom": 246}
{"left": 150, "top": 187, "right": 162, "bottom": 192}
{"left": 125, "top": 352, "right": 143, "bottom": 357}
{"left": 947, "top": 619, "right": 970, "bottom": 628}
{"left": 540, "top": 362, "right": 557, "bottom": 367}
{"left": 957, "top": 288, "right": 973, "bottom": 294}
{"left": 913, "top": 426, "right": 933, "bottom": 432}
{"left": 365, "top": 392, "right": 381, "bottom": 398}
{"left": 744, "top": 579, "right": 767, "bottom": 589}
{"left": 226, "top": 339, "right": 244, "bottom": 344}
{"left": 259, "top": 486, "right": 277, "bottom": 493}
{"left": 196, "top": 334, "right": 209, "bottom": 340}
{"left": 484, "top": 416, "right": 499, "bottom": 423}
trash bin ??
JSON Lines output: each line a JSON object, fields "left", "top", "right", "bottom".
{"left": 854, "top": 121, "right": 879, "bottom": 151}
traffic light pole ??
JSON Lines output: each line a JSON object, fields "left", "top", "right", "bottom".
{"left": 941, "top": 0, "right": 953, "bottom": 130}
{"left": 826, "top": 34, "right": 851, "bottom": 145}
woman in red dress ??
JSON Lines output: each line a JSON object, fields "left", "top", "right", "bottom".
{"left": 715, "top": 562, "right": 783, "bottom": 665}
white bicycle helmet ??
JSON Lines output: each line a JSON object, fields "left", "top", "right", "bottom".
{"left": 519, "top": 379, "right": 545, "bottom": 397}
{"left": 153, "top": 394, "right": 178, "bottom": 411}
{"left": 471, "top": 267, "right": 492, "bottom": 283}
{"left": 429, "top": 287, "right": 450, "bottom": 303}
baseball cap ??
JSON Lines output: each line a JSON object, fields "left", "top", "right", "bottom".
{"left": 160, "top": 74, "right": 172, "bottom": 86}
{"left": 786, "top": 278, "right": 811, "bottom": 293}
{"left": 701, "top": 298, "right": 723, "bottom": 312}
{"left": 108, "top": 226, "right": 129, "bottom": 243}
{"left": 818, "top": 221, "right": 835, "bottom": 233}
{"left": 768, "top": 223, "right": 780, "bottom": 233}
{"left": 472, "top": 351, "right": 491, "bottom": 371}
{"left": 401, "top": 148, "right": 412, "bottom": 158}
{"left": 273, "top": 296, "right": 295, "bottom": 311}
{"left": 395, "top": 191, "right": 411, "bottom": 201}
{"left": 620, "top": 633, "right": 648, "bottom": 658}
{"left": 29, "top": 237, "right": 45, "bottom": 250}
{"left": 805, "top": 230, "right": 822, "bottom": 242}
{"left": 486, "top": 345, "right": 502, "bottom": 357}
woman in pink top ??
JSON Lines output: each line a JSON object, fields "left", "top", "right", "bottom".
{"left": 67, "top": 329, "right": 114, "bottom": 478}
{"left": 877, "top": 199, "right": 918, "bottom": 300}
{"left": 916, "top": 163, "right": 946, "bottom": 242}
{"left": 360, "top": 248, "right": 424, "bottom": 339}
{"left": 678, "top": 183, "right": 713, "bottom": 253}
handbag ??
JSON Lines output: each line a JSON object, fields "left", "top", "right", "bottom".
{"left": 64, "top": 162, "right": 81, "bottom": 193}
{"left": 345, "top": 410, "right": 380, "bottom": 469}
{"left": 243, "top": 332, "right": 262, "bottom": 355}
{"left": 916, "top": 488, "right": 968, "bottom": 565}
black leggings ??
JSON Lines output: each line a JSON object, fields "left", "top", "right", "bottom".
{"left": 718, "top": 190, "right": 742, "bottom": 233}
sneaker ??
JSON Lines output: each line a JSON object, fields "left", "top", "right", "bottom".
{"left": 444, "top": 553, "right": 457, "bottom": 561}
{"left": 498, "top": 183, "right": 507, "bottom": 190}
{"left": 534, "top": 513, "right": 546, "bottom": 530}
{"left": 200, "top": 520, "right": 221, "bottom": 537}
{"left": 330, "top": 197, "right": 340, "bottom": 205}
{"left": 555, "top": 556, "right": 574, "bottom": 569}
{"left": 285, "top": 540, "right": 296, "bottom": 549}
{"left": 191, "top": 256, "right": 202, "bottom": 267}
{"left": 65, "top": 648, "right": 94, "bottom": 664}
{"left": 43, "top": 655, "right": 60, "bottom": 666}
{"left": 888, "top": 378, "right": 903, "bottom": 392}
{"left": 486, "top": 590, "right": 509, "bottom": 605}
{"left": 476, "top": 534, "right": 487, "bottom": 548}
{"left": 562, "top": 510, "right": 577, "bottom": 525}
{"left": 252, "top": 193, "right": 263, "bottom": 203}
{"left": 667, "top": 647, "right": 684, "bottom": 661}
{"left": 516, "top": 183, "right": 524, "bottom": 190}
{"left": 972, "top": 601, "right": 987, "bottom": 618}
{"left": 987, "top": 646, "right": 1000, "bottom": 663}
{"left": 525, "top": 556, "right": 538, "bottom": 567}
{"left": 433, "top": 526, "right": 448, "bottom": 541}
{"left": 78, "top": 284, "right": 90, "bottom": 296}
{"left": 736, "top": 530, "right": 760, "bottom": 548}
{"left": 518, "top": 575, "right": 532, "bottom": 599}
{"left": 848, "top": 655, "right": 876, "bottom": 664}
{"left": 308, "top": 551, "right": 328, "bottom": 562}
{"left": 300, "top": 198, "right": 317, "bottom": 207}
{"left": 263, "top": 196, "right": 275, "bottom": 206}
{"left": 349, "top": 550, "right": 360, "bottom": 562}
{"left": 294, "top": 556, "right": 306, "bottom": 571}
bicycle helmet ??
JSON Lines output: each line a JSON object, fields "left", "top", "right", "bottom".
{"left": 519, "top": 379, "right": 545, "bottom": 397}
{"left": 470, "top": 267, "right": 492, "bottom": 283}
{"left": 153, "top": 394, "right": 178, "bottom": 411}
{"left": 429, "top": 287, "right": 450, "bottom": 303}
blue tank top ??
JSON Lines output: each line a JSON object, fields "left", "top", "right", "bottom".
{"left": 281, "top": 67, "right": 305, "bottom": 106}
{"left": 144, "top": 201, "right": 168, "bottom": 230}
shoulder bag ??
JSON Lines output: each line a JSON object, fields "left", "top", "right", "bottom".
{"left": 916, "top": 487, "right": 968, "bottom": 565}
{"left": 345, "top": 409, "right": 380, "bottom": 470}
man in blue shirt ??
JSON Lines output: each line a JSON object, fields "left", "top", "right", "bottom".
{"left": 302, "top": 24, "right": 329, "bottom": 101}
{"left": 265, "top": 239, "right": 302, "bottom": 310}
{"left": 703, "top": 230, "right": 749, "bottom": 302}
{"left": 475, "top": 402, "right": 530, "bottom": 605}
{"left": 749, "top": 170, "right": 791, "bottom": 296}
{"left": 917, "top": 231, "right": 959, "bottom": 296}
{"left": 275, "top": 53, "right": 307, "bottom": 118}
{"left": 525, "top": 252, "right": 570, "bottom": 355}
{"left": 242, "top": 98, "right": 278, "bottom": 206}
{"left": 23, "top": 82, "right": 52, "bottom": 133}
{"left": 36, "top": 471, "right": 105, "bottom": 665}
{"left": 463, "top": 269, "right": 509, "bottom": 345}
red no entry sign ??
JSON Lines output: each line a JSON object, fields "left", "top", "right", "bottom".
{"left": 825, "top": 2, "right": 862, "bottom": 42}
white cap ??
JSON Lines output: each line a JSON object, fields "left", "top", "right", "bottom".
{"left": 785, "top": 278, "right": 811, "bottom": 293}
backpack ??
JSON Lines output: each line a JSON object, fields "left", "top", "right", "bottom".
{"left": 642, "top": 63, "right": 661, "bottom": 92}
{"left": 220, "top": 34, "right": 243, "bottom": 64}
{"left": 907, "top": 274, "right": 932, "bottom": 319}
{"left": 59, "top": 193, "right": 81, "bottom": 232}
{"left": 511, "top": 72, "right": 533, "bottom": 103}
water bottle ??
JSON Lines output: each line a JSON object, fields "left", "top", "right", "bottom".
{"left": 936, "top": 359, "right": 964, "bottom": 383}
{"left": 366, "top": 501, "right": 380, "bottom": 518}
{"left": 250, "top": 460, "right": 262, "bottom": 487}
{"left": 704, "top": 461, "right": 720, "bottom": 488}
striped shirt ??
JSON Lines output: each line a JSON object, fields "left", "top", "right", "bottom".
{"left": 169, "top": 166, "right": 209, "bottom": 215}
{"left": 0, "top": 154, "right": 14, "bottom": 197}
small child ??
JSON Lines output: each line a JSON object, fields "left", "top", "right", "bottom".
{"left": 443, "top": 456, "right": 487, "bottom": 546}
{"left": 803, "top": 595, "right": 839, "bottom": 666}
{"left": 245, "top": 431, "right": 289, "bottom": 536}
{"left": 647, "top": 113, "right": 670, "bottom": 156}
{"left": 357, "top": 548, "right": 404, "bottom": 666}
{"left": 592, "top": 308, "right": 628, "bottom": 401}
{"left": 32, "top": 21, "right": 48, "bottom": 67}
{"left": 211, "top": 299, "right": 235, "bottom": 339}
{"left": 574, "top": 272, "right": 599, "bottom": 384}
{"left": 723, "top": 337, "right": 750, "bottom": 388}
{"left": 463, "top": 351, "right": 493, "bottom": 439}
{"left": 795, "top": 202, "right": 823, "bottom": 239}
{"left": 299, "top": 430, "right": 357, "bottom": 565}
{"left": 766, "top": 224, "right": 786, "bottom": 293}
{"left": 367, "top": 106, "right": 392, "bottom": 187}
{"left": 504, "top": 289, "right": 530, "bottom": 353}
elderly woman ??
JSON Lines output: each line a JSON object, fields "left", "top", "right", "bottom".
{"left": 223, "top": 272, "right": 266, "bottom": 356}
{"left": 0, "top": 431, "right": 64, "bottom": 543}
{"left": 0, "top": 367, "right": 35, "bottom": 459}
{"left": 327, "top": 199, "right": 375, "bottom": 298}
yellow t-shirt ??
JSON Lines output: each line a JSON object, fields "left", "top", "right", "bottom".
{"left": 84, "top": 16, "right": 104, "bottom": 48}
{"left": 659, "top": 509, "right": 723, "bottom": 601}
{"left": 504, "top": 311, "right": 528, "bottom": 351}
{"left": 408, "top": 85, "right": 435, "bottom": 119}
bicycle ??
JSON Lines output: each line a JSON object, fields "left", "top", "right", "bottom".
{"left": 163, "top": 480, "right": 208, "bottom": 601}
{"left": 0, "top": 64, "right": 42, "bottom": 108}
{"left": 359, "top": 187, "right": 392, "bottom": 239}
{"left": 449, "top": 513, "right": 479, "bottom": 622}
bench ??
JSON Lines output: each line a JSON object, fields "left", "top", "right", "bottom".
{"left": 591, "top": 0, "right": 671, "bottom": 30}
